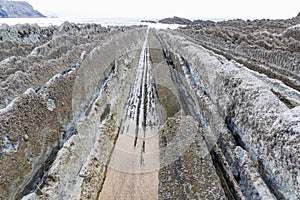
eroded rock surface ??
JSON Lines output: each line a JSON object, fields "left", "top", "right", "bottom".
{"left": 179, "top": 17, "right": 300, "bottom": 91}
{"left": 0, "top": 18, "right": 299, "bottom": 200}
{"left": 0, "top": 23, "right": 141, "bottom": 199}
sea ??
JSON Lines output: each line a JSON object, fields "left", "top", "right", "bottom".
{"left": 0, "top": 17, "right": 186, "bottom": 29}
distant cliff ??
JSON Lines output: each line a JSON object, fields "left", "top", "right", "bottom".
{"left": 0, "top": 0, "right": 46, "bottom": 18}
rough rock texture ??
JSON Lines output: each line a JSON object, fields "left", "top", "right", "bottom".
{"left": 159, "top": 115, "right": 227, "bottom": 199}
{"left": 1, "top": 18, "right": 300, "bottom": 200}
{"left": 157, "top": 27, "right": 300, "bottom": 199}
{"left": 172, "top": 25, "right": 300, "bottom": 196}
{"left": 0, "top": 0, "right": 45, "bottom": 18}
{"left": 0, "top": 22, "right": 123, "bottom": 110}
{"left": 0, "top": 23, "right": 139, "bottom": 199}
{"left": 38, "top": 28, "right": 146, "bottom": 200}
{"left": 179, "top": 17, "right": 300, "bottom": 91}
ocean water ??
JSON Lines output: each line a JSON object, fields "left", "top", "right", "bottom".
{"left": 0, "top": 17, "right": 184, "bottom": 29}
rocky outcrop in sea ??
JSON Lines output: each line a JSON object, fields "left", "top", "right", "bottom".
{"left": 159, "top": 16, "right": 192, "bottom": 25}
{"left": 0, "top": 16, "right": 299, "bottom": 200}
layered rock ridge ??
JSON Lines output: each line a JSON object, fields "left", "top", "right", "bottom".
{"left": 0, "top": 20, "right": 299, "bottom": 200}
{"left": 0, "top": 22, "right": 141, "bottom": 199}
{"left": 156, "top": 26, "right": 299, "bottom": 199}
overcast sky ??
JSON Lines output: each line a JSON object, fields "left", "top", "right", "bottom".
{"left": 25, "top": 0, "right": 299, "bottom": 19}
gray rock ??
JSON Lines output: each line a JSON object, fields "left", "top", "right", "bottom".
{"left": 0, "top": 18, "right": 299, "bottom": 200}
{"left": 46, "top": 99, "right": 56, "bottom": 111}
{"left": 157, "top": 29, "right": 300, "bottom": 199}
{"left": 2, "top": 134, "right": 19, "bottom": 153}
{"left": 159, "top": 16, "right": 192, "bottom": 25}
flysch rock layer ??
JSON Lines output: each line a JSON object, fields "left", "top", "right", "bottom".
{"left": 0, "top": 18, "right": 299, "bottom": 200}
{"left": 20, "top": 28, "right": 228, "bottom": 200}
{"left": 0, "top": 23, "right": 143, "bottom": 199}
{"left": 179, "top": 18, "right": 300, "bottom": 92}
{"left": 156, "top": 29, "right": 299, "bottom": 199}
{"left": 158, "top": 115, "right": 227, "bottom": 199}
{"left": 33, "top": 28, "right": 147, "bottom": 199}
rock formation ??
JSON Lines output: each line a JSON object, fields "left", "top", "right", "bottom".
{"left": 0, "top": 17, "right": 299, "bottom": 200}
{"left": 141, "top": 20, "right": 157, "bottom": 23}
{"left": 0, "top": 0, "right": 45, "bottom": 18}
{"left": 159, "top": 16, "right": 192, "bottom": 25}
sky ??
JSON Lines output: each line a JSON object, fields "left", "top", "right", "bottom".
{"left": 24, "top": 0, "right": 300, "bottom": 20}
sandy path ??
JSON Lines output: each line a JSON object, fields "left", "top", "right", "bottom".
{"left": 98, "top": 134, "right": 159, "bottom": 200}
{"left": 99, "top": 30, "right": 160, "bottom": 200}
{"left": 98, "top": 169, "right": 158, "bottom": 200}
